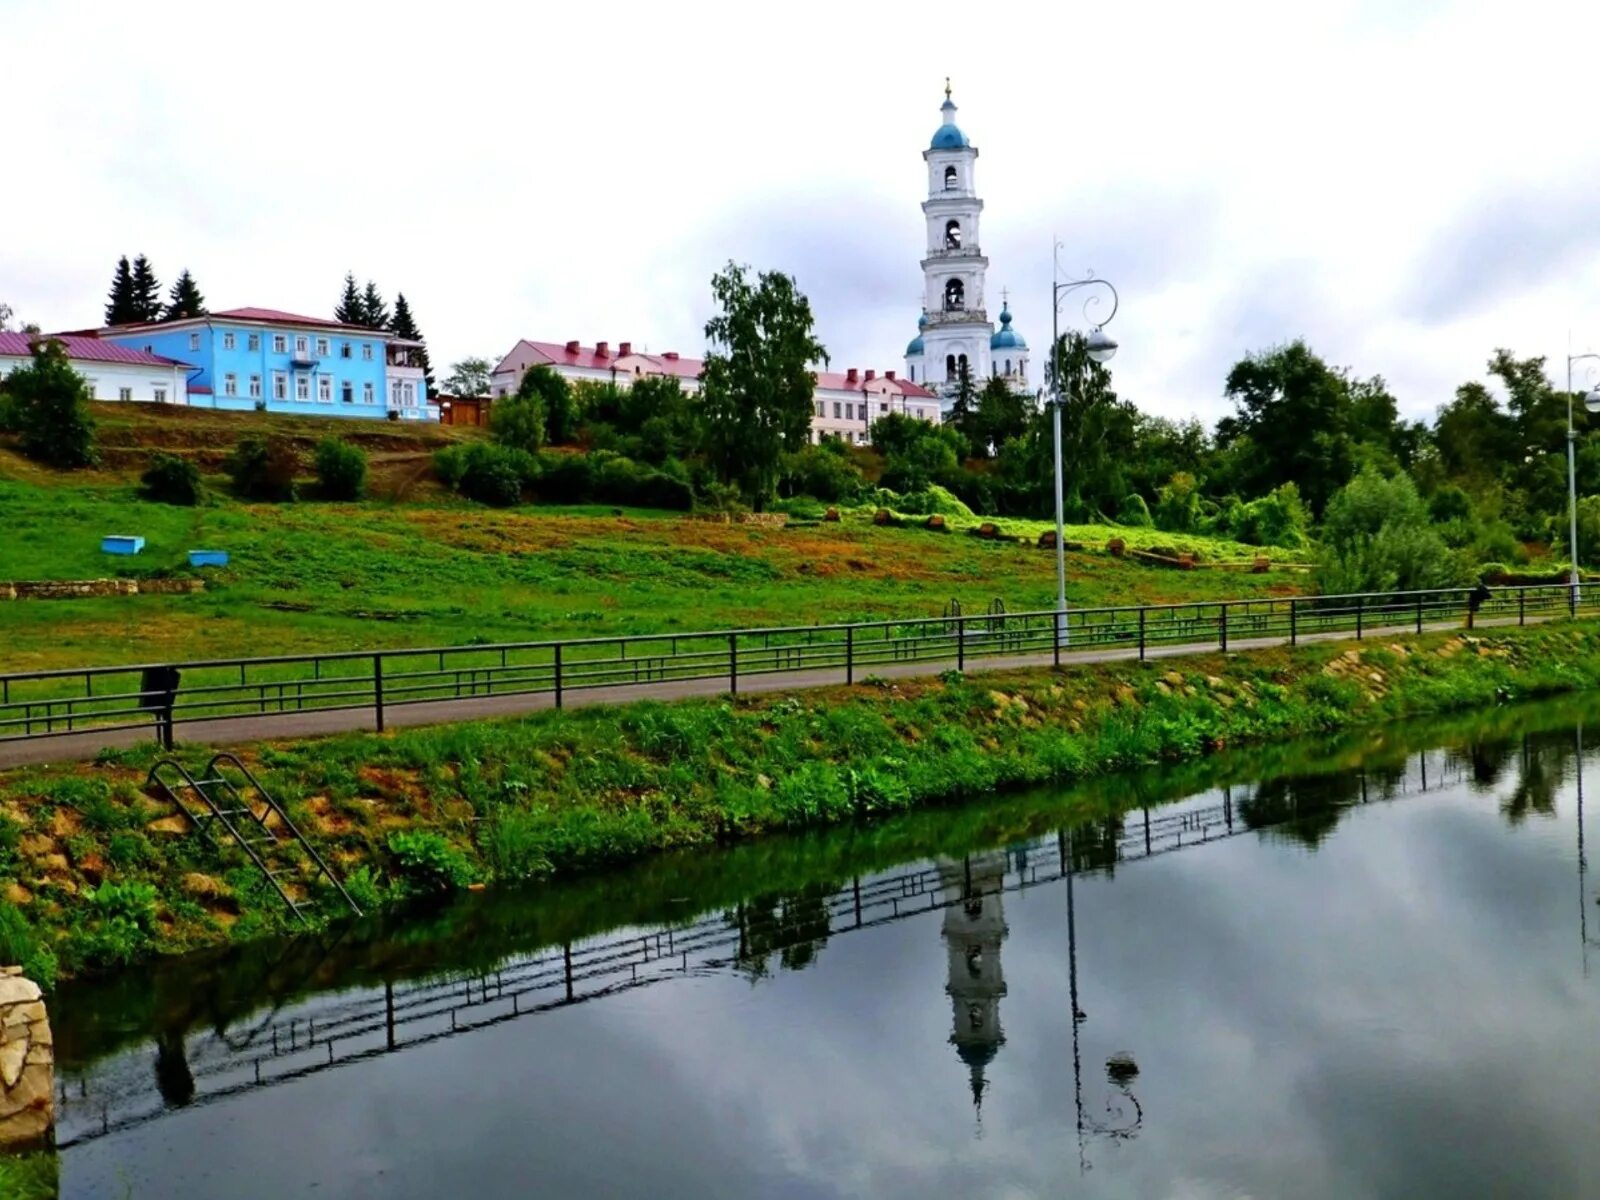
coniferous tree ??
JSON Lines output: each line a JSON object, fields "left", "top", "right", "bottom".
{"left": 129, "top": 255, "right": 163, "bottom": 323}
{"left": 104, "top": 256, "right": 138, "bottom": 325}
{"left": 162, "top": 269, "right": 208, "bottom": 321}
{"left": 360, "top": 281, "right": 389, "bottom": 331}
{"left": 388, "top": 293, "right": 436, "bottom": 395}
{"left": 334, "top": 273, "right": 363, "bottom": 324}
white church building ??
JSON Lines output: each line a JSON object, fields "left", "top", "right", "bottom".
{"left": 903, "top": 86, "right": 1030, "bottom": 403}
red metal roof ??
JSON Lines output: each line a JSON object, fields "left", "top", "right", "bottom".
{"left": 211, "top": 307, "right": 351, "bottom": 329}
{"left": 501, "top": 339, "right": 936, "bottom": 398}
{"left": 0, "top": 332, "right": 190, "bottom": 368}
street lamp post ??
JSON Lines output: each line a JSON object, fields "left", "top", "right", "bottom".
{"left": 1050, "top": 250, "right": 1120, "bottom": 648}
{"left": 1563, "top": 353, "right": 1600, "bottom": 601}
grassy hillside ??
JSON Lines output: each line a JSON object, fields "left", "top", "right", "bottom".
{"left": 0, "top": 405, "right": 1311, "bottom": 672}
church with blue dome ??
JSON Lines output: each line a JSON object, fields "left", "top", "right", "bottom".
{"left": 903, "top": 83, "right": 1030, "bottom": 405}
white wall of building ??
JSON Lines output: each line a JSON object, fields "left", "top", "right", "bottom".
{"left": 0, "top": 354, "right": 190, "bottom": 406}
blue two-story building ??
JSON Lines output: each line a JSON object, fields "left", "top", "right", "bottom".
{"left": 98, "top": 306, "right": 431, "bottom": 420}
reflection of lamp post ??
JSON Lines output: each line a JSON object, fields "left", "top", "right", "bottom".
{"left": 1562, "top": 353, "right": 1600, "bottom": 599}
{"left": 1063, "top": 825, "right": 1143, "bottom": 1172}
{"left": 1049, "top": 251, "right": 1120, "bottom": 647}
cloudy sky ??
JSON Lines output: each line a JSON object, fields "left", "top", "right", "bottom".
{"left": 6, "top": 0, "right": 1600, "bottom": 424}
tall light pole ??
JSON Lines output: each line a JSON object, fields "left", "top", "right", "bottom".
{"left": 1564, "top": 352, "right": 1600, "bottom": 600}
{"left": 1050, "top": 249, "right": 1120, "bottom": 647}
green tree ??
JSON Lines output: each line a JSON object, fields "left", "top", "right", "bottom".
{"left": 334, "top": 273, "right": 363, "bottom": 324}
{"left": 1154, "top": 471, "right": 1201, "bottom": 532}
{"left": 226, "top": 436, "right": 299, "bottom": 501}
{"left": 699, "top": 261, "right": 828, "bottom": 508}
{"left": 313, "top": 438, "right": 368, "bottom": 500}
{"left": 1217, "top": 340, "right": 1358, "bottom": 516}
{"left": 515, "top": 364, "right": 577, "bottom": 445}
{"left": 162, "top": 269, "right": 207, "bottom": 321}
{"left": 948, "top": 361, "right": 980, "bottom": 454}
{"left": 1316, "top": 467, "right": 1467, "bottom": 594}
{"left": 129, "top": 254, "right": 162, "bottom": 323}
{"left": 1040, "top": 329, "right": 1134, "bottom": 518}
{"left": 444, "top": 356, "right": 492, "bottom": 397}
{"left": 388, "top": 293, "right": 435, "bottom": 395}
{"left": 1434, "top": 380, "right": 1514, "bottom": 489}
{"left": 971, "top": 375, "right": 1030, "bottom": 456}
{"left": 360, "top": 281, "right": 389, "bottom": 331}
{"left": 104, "top": 256, "right": 138, "bottom": 325}
{"left": 1, "top": 339, "right": 98, "bottom": 468}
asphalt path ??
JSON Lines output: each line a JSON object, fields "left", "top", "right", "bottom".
{"left": 0, "top": 615, "right": 1531, "bottom": 770}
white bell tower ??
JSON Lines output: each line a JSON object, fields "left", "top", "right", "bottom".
{"left": 912, "top": 81, "right": 993, "bottom": 402}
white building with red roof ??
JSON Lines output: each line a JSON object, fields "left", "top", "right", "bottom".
{"left": 0, "top": 333, "right": 193, "bottom": 406}
{"left": 490, "top": 338, "right": 939, "bottom": 446}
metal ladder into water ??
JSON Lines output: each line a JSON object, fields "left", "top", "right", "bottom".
{"left": 146, "top": 752, "right": 363, "bottom": 921}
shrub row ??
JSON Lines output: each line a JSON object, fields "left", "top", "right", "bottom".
{"left": 433, "top": 443, "right": 694, "bottom": 510}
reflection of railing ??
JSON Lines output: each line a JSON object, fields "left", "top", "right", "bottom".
{"left": 54, "top": 748, "right": 1475, "bottom": 1148}
{"left": 4, "top": 585, "right": 1591, "bottom": 751}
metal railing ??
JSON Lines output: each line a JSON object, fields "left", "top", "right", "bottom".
{"left": 1, "top": 583, "right": 1592, "bottom": 749}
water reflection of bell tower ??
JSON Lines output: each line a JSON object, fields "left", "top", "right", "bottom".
{"left": 939, "top": 851, "right": 1009, "bottom": 1109}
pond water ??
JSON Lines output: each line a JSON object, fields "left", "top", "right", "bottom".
{"left": 47, "top": 697, "right": 1600, "bottom": 1198}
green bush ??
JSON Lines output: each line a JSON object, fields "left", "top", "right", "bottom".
{"left": 1117, "top": 493, "right": 1153, "bottom": 527}
{"left": 1154, "top": 472, "right": 1201, "bottom": 533}
{"left": 387, "top": 830, "right": 476, "bottom": 894}
{"left": 139, "top": 451, "right": 203, "bottom": 505}
{"left": 74, "top": 880, "right": 160, "bottom": 967}
{"left": 313, "top": 438, "right": 368, "bottom": 500}
{"left": 491, "top": 391, "right": 547, "bottom": 452}
{"left": 433, "top": 444, "right": 468, "bottom": 489}
{"left": 529, "top": 452, "right": 593, "bottom": 503}
{"left": 226, "top": 435, "right": 298, "bottom": 502}
{"left": 449, "top": 443, "right": 530, "bottom": 507}
{"left": 0, "top": 902, "right": 56, "bottom": 988}
{"left": 783, "top": 443, "right": 867, "bottom": 503}
{"left": 1316, "top": 467, "right": 1470, "bottom": 594}
{"left": 1235, "top": 483, "right": 1309, "bottom": 548}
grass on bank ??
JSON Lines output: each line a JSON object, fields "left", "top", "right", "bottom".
{"left": 0, "top": 470, "right": 1310, "bottom": 673}
{"left": 0, "top": 619, "right": 1597, "bottom": 981}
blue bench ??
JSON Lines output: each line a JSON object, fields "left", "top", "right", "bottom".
{"left": 100, "top": 536, "right": 145, "bottom": 555}
{"left": 188, "top": 550, "right": 229, "bottom": 568}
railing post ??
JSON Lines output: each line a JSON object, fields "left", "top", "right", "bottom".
{"left": 1416, "top": 593, "right": 1423, "bottom": 635}
{"left": 1356, "top": 597, "right": 1363, "bottom": 640}
{"left": 729, "top": 633, "right": 738, "bottom": 695}
{"left": 1219, "top": 603, "right": 1228, "bottom": 653}
{"left": 373, "top": 654, "right": 385, "bottom": 732}
{"left": 1289, "top": 598, "right": 1297, "bottom": 646}
{"left": 554, "top": 643, "right": 563, "bottom": 710}
{"left": 1519, "top": 588, "right": 1526, "bottom": 626}
{"left": 957, "top": 617, "right": 966, "bottom": 672}
{"left": 846, "top": 625, "right": 854, "bottom": 686}
{"left": 1053, "top": 611, "right": 1061, "bottom": 668}
{"left": 1138, "top": 608, "right": 1146, "bottom": 661}
{"left": 1572, "top": 582, "right": 1578, "bottom": 618}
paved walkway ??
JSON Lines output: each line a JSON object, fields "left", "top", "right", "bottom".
{"left": 0, "top": 616, "right": 1530, "bottom": 770}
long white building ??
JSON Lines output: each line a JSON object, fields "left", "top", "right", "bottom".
{"left": 0, "top": 332, "right": 193, "bottom": 405}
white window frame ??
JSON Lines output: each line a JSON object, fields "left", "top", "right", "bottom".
{"left": 223, "top": 331, "right": 235, "bottom": 351}
{"left": 294, "top": 335, "right": 309, "bottom": 356}
{"left": 152, "top": 385, "right": 168, "bottom": 403}
{"left": 272, "top": 334, "right": 287, "bottom": 354}
{"left": 362, "top": 381, "right": 374, "bottom": 404}
{"left": 342, "top": 380, "right": 354, "bottom": 404}
{"left": 296, "top": 374, "right": 310, "bottom": 401}
{"left": 118, "top": 386, "right": 133, "bottom": 402}
{"left": 362, "top": 343, "right": 373, "bottom": 362}
{"left": 272, "top": 372, "right": 287, "bottom": 400}
{"left": 249, "top": 374, "right": 262, "bottom": 399}
{"left": 188, "top": 333, "right": 200, "bottom": 351}
{"left": 391, "top": 380, "right": 402, "bottom": 407}
{"left": 248, "top": 333, "right": 261, "bottom": 352}
{"left": 223, "top": 373, "right": 237, "bottom": 397}
{"left": 315, "top": 337, "right": 330, "bottom": 357}
{"left": 83, "top": 378, "right": 98, "bottom": 397}
{"left": 317, "top": 375, "right": 332, "bottom": 403}
{"left": 833, "top": 401, "right": 842, "bottom": 419}
{"left": 402, "top": 382, "right": 415, "bottom": 406}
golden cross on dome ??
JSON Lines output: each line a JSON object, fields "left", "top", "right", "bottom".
{"left": 945, "top": 77, "right": 952, "bottom": 100}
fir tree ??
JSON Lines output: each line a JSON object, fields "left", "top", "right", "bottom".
{"left": 360, "top": 281, "right": 389, "bottom": 331}
{"left": 334, "top": 273, "right": 362, "bottom": 324}
{"left": 129, "top": 255, "right": 163, "bottom": 323}
{"left": 162, "top": 269, "right": 208, "bottom": 321}
{"left": 104, "top": 256, "right": 138, "bottom": 325}
{"left": 388, "top": 292, "right": 436, "bottom": 395}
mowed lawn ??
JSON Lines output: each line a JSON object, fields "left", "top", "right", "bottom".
{"left": 0, "top": 473, "right": 1311, "bottom": 673}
